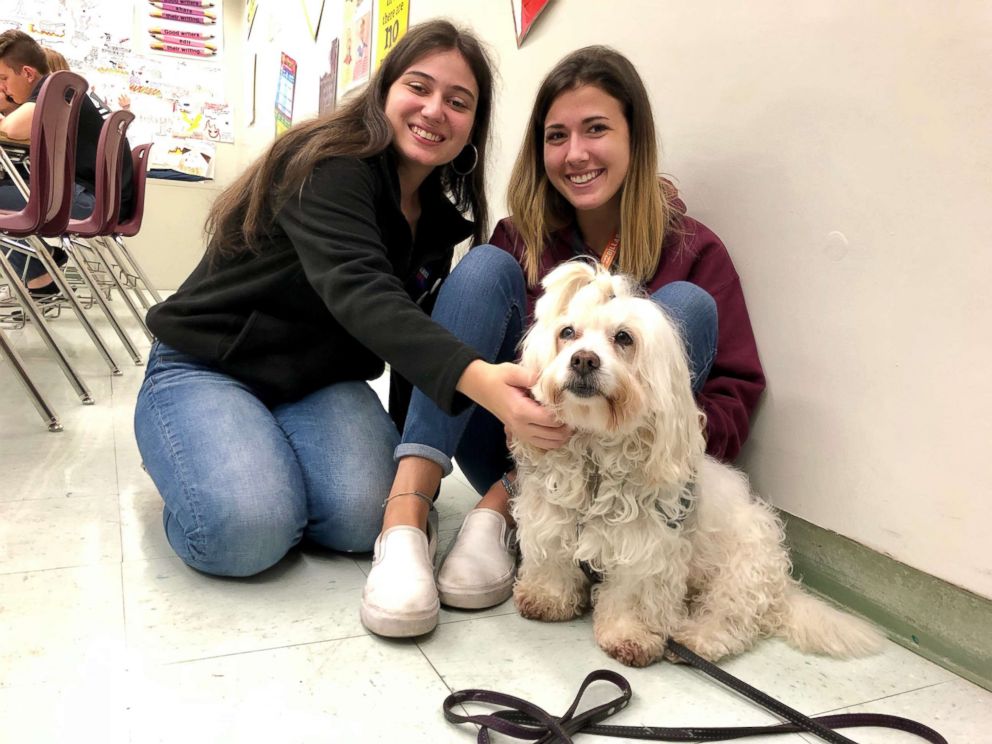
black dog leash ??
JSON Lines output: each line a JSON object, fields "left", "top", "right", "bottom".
{"left": 442, "top": 640, "right": 947, "bottom": 743}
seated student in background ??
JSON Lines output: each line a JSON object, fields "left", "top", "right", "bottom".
{"left": 0, "top": 30, "right": 135, "bottom": 294}
{"left": 361, "top": 46, "right": 765, "bottom": 637}
{"left": 133, "top": 21, "right": 562, "bottom": 585}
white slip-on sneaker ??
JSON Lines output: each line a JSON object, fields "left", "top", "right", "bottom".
{"left": 437, "top": 508, "right": 517, "bottom": 610}
{"left": 360, "top": 518, "right": 439, "bottom": 638}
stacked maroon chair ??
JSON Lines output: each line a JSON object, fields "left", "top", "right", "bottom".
{"left": 100, "top": 143, "right": 160, "bottom": 309}
{"left": 0, "top": 71, "right": 98, "bottom": 425}
{"left": 2, "top": 71, "right": 127, "bottom": 378}
{"left": 52, "top": 109, "right": 146, "bottom": 364}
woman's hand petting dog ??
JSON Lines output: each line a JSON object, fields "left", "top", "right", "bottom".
{"left": 458, "top": 359, "right": 572, "bottom": 450}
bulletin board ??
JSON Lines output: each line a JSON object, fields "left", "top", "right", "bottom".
{"left": 0, "top": 0, "right": 233, "bottom": 178}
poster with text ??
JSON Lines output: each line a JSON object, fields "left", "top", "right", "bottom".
{"left": 275, "top": 52, "right": 297, "bottom": 135}
{"left": 318, "top": 38, "right": 340, "bottom": 116}
{"left": 375, "top": 0, "right": 408, "bottom": 70}
{"left": 339, "top": 0, "right": 373, "bottom": 93}
{"left": 139, "top": 0, "right": 224, "bottom": 62}
{"left": 1, "top": 0, "right": 233, "bottom": 175}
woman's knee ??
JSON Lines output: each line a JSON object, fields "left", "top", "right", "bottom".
{"left": 164, "top": 491, "right": 306, "bottom": 577}
{"left": 654, "top": 282, "right": 717, "bottom": 332}
{"left": 445, "top": 244, "right": 524, "bottom": 299}
{"left": 652, "top": 281, "right": 718, "bottom": 387}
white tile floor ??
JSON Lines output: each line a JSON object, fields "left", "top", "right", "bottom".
{"left": 2, "top": 306, "right": 990, "bottom": 743}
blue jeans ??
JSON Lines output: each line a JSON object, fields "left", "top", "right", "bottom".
{"left": 134, "top": 342, "right": 398, "bottom": 577}
{"left": 0, "top": 182, "right": 96, "bottom": 281}
{"left": 395, "top": 244, "right": 718, "bottom": 495}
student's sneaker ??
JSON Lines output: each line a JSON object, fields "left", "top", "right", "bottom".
{"left": 437, "top": 508, "right": 518, "bottom": 609}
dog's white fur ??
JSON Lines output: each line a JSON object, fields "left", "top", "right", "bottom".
{"left": 510, "top": 261, "right": 882, "bottom": 667}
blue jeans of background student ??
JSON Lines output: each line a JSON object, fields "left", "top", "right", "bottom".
{"left": 396, "top": 244, "right": 719, "bottom": 495}
{"left": 134, "top": 342, "right": 398, "bottom": 577}
{"left": 0, "top": 182, "right": 96, "bottom": 281}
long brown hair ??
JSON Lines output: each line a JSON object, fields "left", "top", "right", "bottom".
{"left": 206, "top": 20, "right": 494, "bottom": 259}
{"left": 507, "top": 46, "right": 676, "bottom": 286}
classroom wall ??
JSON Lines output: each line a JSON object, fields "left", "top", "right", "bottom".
{"left": 133, "top": 0, "right": 992, "bottom": 599}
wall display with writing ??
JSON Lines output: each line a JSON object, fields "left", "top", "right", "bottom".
{"left": 0, "top": 0, "right": 234, "bottom": 178}
{"left": 140, "top": 0, "right": 223, "bottom": 60}
{"left": 511, "top": 0, "right": 552, "bottom": 47}
{"left": 318, "top": 38, "right": 339, "bottom": 116}
{"left": 375, "top": 0, "right": 408, "bottom": 70}
{"left": 338, "top": 0, "right": 373, "bottom": 93}
{"left": 275, "top": 52, "right": 298, "bottom": 135}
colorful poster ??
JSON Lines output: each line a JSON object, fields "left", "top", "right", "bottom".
{"left": 375, "top": 0, "right": 408, "bottom": 70}
{"left": 339, "top": 0, "right": 373, "bottom": 92}
{"left": 1, "top": 0, "right": 233, "bottom": 175}
{"left": 511, "top": 0, "right": 552, "bottom": 47}
{"left": 275, "top": 52, "right": 297, "bottom": 135}
{"left": 140, "top": 0, "right": 223, "bottom": 61}
{"left": 318, "top": 38, "right": 339, "bottom": 116}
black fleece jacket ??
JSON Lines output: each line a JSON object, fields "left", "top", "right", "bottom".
{"left": 147, "top": 151, "right": 480, "bottom": 424}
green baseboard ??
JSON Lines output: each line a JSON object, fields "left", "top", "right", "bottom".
{"left": 781, "top": 512, "right": 992, "bottom": 692}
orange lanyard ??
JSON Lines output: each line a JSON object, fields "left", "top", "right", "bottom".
{"left": 600, "top": 233, "right": 620, "bottom": 270}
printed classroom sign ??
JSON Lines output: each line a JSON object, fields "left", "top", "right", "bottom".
{"left": 141, "top": 0, "right": 223, "bottom": 60}
{"left": 318, "top": 38, "right": 340, "bottom": 116}
{"left": 339, "top": 0, "right": 372, "bottom": 92}
{"left": 275, "top": 52, "right": 297, "bottom": 135}
{"left": 375, "top": 0, "right": 409, "bottom": 70}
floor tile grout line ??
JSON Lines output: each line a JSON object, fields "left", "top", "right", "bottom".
{"left": 811, "top": 677, "right": 955, "bottom": 716}
{"left": 158, "top": 630, "right": 385, "bottom": 666}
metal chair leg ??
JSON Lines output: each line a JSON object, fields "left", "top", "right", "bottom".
{"left": 0, "top": 248, "right": 95, "bottom": 404}
{"left": 23, "top": 234, "right": 123, "bottom": 376}
{"left": 113, "top": 235, "right": 163, "bottom": 305}
{"left": 98, "top": 237, "right": 153, "bottom": 311}
{"left": 0, "top": 326, "right": 63, "bottom": 431}
{"left": 79, "top": 237, "right": 153, "bottom": 342}
{"left": 60, "top": 236, "right": 143, "bottom": 366}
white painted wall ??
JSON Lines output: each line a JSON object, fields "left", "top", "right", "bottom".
{"left": 135, "top": 0, "right": 992, "bottom": 598}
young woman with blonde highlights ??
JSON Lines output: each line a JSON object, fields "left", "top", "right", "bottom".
{"left": 366, "top": 45, "right": 764, "bottom": 635}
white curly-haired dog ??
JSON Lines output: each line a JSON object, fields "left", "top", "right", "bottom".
{"left": 510, "top": 260, "right": 882, "bottom": 667}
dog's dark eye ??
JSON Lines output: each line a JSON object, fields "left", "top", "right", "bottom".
{"left": 559, "top": 326, "right": 575, "bottom": 340}
{"left": 614, "top": 330, "right": 634, "bottom": 348}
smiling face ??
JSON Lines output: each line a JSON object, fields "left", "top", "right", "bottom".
{"left": 385, "top": 48, "right": 478, "bottom": 183}
{"left": 543, "top": 84, "right": 631, "bottom": 219}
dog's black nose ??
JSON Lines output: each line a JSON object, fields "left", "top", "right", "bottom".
{"left": 570, "top": 350, "right": 600, "bottom": 376}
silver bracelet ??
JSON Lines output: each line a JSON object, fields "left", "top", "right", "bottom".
{"left": 382, "top": 490, "right": 433, "bottom": 509}
{"left": 500, "top": 473, "right": 518, "bottom": 500}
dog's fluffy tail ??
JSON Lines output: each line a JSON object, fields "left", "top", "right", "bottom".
{"left": 776, "top": 582, "right": 883, "bottom": 658}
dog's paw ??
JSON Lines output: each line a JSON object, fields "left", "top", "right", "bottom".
{"left": 513, "top": 581, "right": 586, "bottom": 622}
{"left": 595, "top": 623, "right": 666, "bottom": 667}
{"left": 671, "top": 623, "right": 744, "bottom": 663}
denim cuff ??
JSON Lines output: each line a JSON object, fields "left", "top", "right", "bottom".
{"left": 394, "top": 443, "right": 453, "bottom": 477}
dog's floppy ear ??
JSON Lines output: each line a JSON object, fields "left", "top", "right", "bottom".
{"left": 533, "top": 259, "right": 598, "bottom": 325}
{"left": 636, "top": 302, "right": 707, "bottom": 490}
